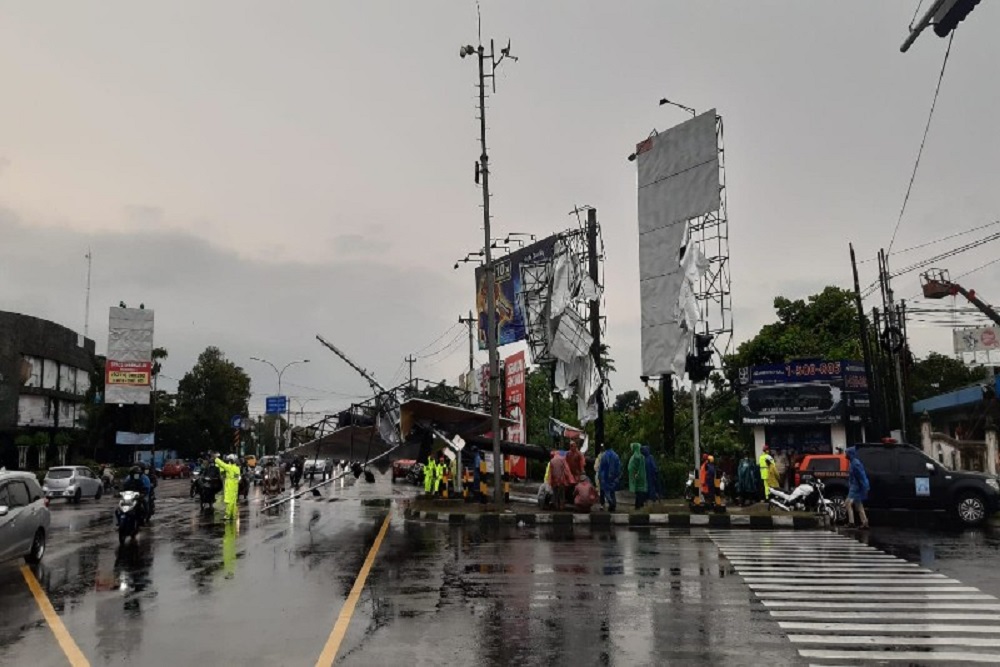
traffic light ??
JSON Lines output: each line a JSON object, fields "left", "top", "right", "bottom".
{"left": 685, "top": 333, "right": 715, "bottom": 384}
{"left": 933, "top": 0, "right": 981, "bottom": 37}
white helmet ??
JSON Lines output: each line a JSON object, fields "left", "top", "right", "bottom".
{"left": 226, "top": 454, "right": 238, "bottom": 463}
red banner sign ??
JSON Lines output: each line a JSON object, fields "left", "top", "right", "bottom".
{"left": 105, "top": 360, "right": 152, "bottom": 386}
{"left": 504, "top": 351, "right": 527, "bottom": 478}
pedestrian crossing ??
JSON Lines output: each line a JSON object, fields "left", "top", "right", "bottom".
{"left": 711, "top": 531, "right": 1000, "bottom": 664}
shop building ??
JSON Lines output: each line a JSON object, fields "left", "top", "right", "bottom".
{"left": 738, "top": 359, "right": 870, "bottom": 460}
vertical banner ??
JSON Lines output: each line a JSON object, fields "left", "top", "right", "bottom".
{"left": 504, "top": 351, "right": 528, "bottom": 478}
{"left": 105, "top": 307, "right": 154, "bottom": 404}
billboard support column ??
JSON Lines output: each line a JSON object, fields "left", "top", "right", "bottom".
{"left": 587, "top": 208, "right": 606, "bottom": 453}
{"left": 660, "top": 374, "right": 674, "bottom": 458}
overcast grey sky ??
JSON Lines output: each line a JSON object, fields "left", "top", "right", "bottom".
{"left": 1, "top": 2, "right": 997, "bottom": 418}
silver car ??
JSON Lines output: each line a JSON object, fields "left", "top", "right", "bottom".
{"left": 43, "top": 465, "right": 104, "bottom": 503}
{"left": 0, "top": 470, "right": 50, "bottom": 564}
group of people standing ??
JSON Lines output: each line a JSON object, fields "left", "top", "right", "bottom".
{"left": 423, "top": 453, "right": 454, "bottom": 496}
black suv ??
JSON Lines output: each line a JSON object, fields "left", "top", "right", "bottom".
{"left": 816, "top": 442, "right": 1000, "bottom": 526}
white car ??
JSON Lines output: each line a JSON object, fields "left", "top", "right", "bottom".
{"left": 43, "top": 466, "right": 104, "bottom": 504}
{"left": 0, "top": 469, "right": 50, "bottom": 564}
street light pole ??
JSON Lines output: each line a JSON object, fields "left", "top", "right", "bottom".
{"left": 461, "top": 37, "right": 516, "bottom": 506}
{"left": 251, "top": 357, "right": 309, "bottom": 454}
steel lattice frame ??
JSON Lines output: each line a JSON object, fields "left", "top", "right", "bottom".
{"left": 687, "top": 114, "right": 734, "bottom": 359}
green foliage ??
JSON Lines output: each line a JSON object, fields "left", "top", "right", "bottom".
{"left": 54, "top": 431, "right": 73, "bottom": 448}
{"left": 908, "top": 352, "right": 986, "bottom": 403}
{"left": 170, "top": 347, "right": 252, "bottom": 456}
{"left": 658, "top": 460, "right": 691, "bottom": 498}
{"left": 725, "top": 286, "right": 863, "bottom": 386}
{"left": 32, "top": 432, "right": 49, "bottom": 448}
{"left": 14, "top": 434, "right": 33, "bottom": 448}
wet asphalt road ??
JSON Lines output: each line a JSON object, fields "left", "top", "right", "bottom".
{"left": 3, "top": 475, "right": 1000, "bottom": 667}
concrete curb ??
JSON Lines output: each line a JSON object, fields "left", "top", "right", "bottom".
{"left": 402, "top": 507, "right": 826, "bottom": 530}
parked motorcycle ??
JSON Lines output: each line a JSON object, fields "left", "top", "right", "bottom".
{"left": 116, "top": 491, "right": 142, "bottom": 545}
{"left": 405, "top": 462, "right": 424, "bottom": 486}
{"left": 768, "top": 476, "right": 836, "bottom": 521}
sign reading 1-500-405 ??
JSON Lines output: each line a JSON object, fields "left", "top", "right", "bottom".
{"left": 785, "top": 361, "right": 842, "bottom": 378}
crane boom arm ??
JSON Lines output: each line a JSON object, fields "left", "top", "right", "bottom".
{"left": 952, "top": 284, "right": 1000, "bottom": 328}
{"left": 315, "top": 334, "right": 385, "bottom": 392}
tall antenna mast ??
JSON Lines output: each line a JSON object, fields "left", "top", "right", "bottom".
{"left": 84, "top": 248, "right": 92, "bottom": 338}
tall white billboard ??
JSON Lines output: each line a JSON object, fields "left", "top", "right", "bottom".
{"left": 636, "top": 109, "right": 719, "bottom": 377}
{"left": 105, "top": 307, "right": 154, "bottom": 404}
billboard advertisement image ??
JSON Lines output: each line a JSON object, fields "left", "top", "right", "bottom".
{"left": 475, "top": 235, "right": 558, "bottom": 350}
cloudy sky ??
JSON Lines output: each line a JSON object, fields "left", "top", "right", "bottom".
{"left": 1, "top": 2, "right": 997, "bottom": 420}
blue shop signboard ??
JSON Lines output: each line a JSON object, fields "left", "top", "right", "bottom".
{"left": 738, "top": 359, "right": 867, "bottom": 389}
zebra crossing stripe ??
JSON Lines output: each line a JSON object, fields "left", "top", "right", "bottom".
{"left": 755, "top": 591, "right": 995, "bottom": 600}
{"left": 791, "top": 635, "right": 1000, "bottom": 647}
{"left": 780, "top": 621, "right": 1000, "bottom": 633}
{"left": 799, "top": 649, "right": 1000, "bottom": 663}
{"left": 749, "top": 584, "right": 978, "bottom": 592}
{"left": 773, "top": 611, "right": 1000, "bottom": 621}
{"left": 763, "top": 601, "right": 1000, "bottom": 610}
{"left": 743, "top": 577, "right": 958, "bottom": 585}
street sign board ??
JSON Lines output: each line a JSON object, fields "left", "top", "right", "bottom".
{"left": 265, "top": 395, "right": 287, "bottom": 414}
{"left": 230, "top": 415, "right": 244, "bottom": 429}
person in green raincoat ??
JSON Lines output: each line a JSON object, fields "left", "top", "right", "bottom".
{"left": 222, "top": 517, "right": 238, "bottom": 579}
{"left": 215, "top": 454, "right": 241, "bottom": 521}
{"left": 627, "top": 442, "right": 648, "bottom": 510}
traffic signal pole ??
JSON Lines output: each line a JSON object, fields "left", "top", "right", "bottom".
{"left": 692, "top": 378, "right": 701, "bottom": 471}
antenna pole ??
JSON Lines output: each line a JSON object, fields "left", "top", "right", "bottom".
{"left": 84, "top": 248, "right": 92, "bottom": 338}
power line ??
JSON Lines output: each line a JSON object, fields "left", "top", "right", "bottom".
{"left": 887, "top": 31, "right": 956, "bottom": 252}
{"left": 417, "top": 330, "right": 467, "bottom": 360}
{"left": 413, "top": 322, "right": 462, "bottom": 355}
{"left": 955, "top": 256, "right": 1000, "bottom": 282}
{"left": 860, "top": 220, "right": 1000, "bottom": 264}
{"left": 891, "top": 230, "right": 1000, "bottom": 279}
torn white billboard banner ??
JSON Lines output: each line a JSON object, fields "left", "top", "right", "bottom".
{"left": 105, "top": 307, "right": 154, "bottom": 405}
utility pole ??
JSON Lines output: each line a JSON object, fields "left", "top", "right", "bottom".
{"left": 850, "top": 243, "right": 883, "bottom": 438}
{"left": 459, "top": 312, "right": 477, "bottom": 407}
{"left": 586, "top": 208, "right": 606, "bottom": 451}
{"left": 405, "top": 355, "right": 417, "bottom": 389}
{"left": 878, "top": 250, "right": 908, "bottom": 437}
{"left": 84, "top": 249, "right": 92, "bottom": 339}
{"left": 460, "top": 31, "right": 517, "bottom": 506}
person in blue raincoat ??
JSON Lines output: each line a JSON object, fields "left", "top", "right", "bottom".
{"left": 641, "top": 446, "right": 660, "bottom": 503}
{"left": 597, "top": 445, "right": 621, "bottom": 512}
{"left": 845, "top": 447, "right": 870, "bottom": 529}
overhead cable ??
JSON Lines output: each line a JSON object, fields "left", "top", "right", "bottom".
{"left": 887, "top": 31, "right": 956, "bottom": 252}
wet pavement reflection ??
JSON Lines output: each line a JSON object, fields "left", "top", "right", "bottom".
{"left": 5, "top": 474, "right": 1000, "bottom": 666}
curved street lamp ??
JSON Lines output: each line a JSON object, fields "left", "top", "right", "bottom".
{"left": 250, "top": 357, "right": 309, "bottom": 453}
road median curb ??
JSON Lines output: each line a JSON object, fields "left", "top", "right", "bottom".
{"left": 402, "top": 507, "right": 825, "bottom": 530}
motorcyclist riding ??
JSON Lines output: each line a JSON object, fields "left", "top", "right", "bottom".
{"left": 118, "top": 466, "right": 152, "bottom": 525}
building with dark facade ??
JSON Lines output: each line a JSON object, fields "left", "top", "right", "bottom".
{"left": 738, "top": 359, "right": 870, "bottom": 460}
{"left": 0, "top": 311, "right": 95, "bottom": 464}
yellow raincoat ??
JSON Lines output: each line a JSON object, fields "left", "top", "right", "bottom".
{"left": 215, "top": 457, "right": 241, "bottom": 520}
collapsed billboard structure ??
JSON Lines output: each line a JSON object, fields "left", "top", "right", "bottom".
{"left": 476, "top": 217, "right": 605, "bottom": 425}
{"left": 634, "top": 109, "right": 732, "bottom": 378}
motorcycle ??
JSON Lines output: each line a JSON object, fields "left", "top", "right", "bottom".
{"left": 190, "top": 470, "right": 201, "bottom": 498}
{"left": 238, "top": 470, "right": 250, "bottom": 501}
{"left": 289, "top": 464, "right": 301, "bottom": 490}
{"left": 683, "top": 471, "right": 697, "bottom": 502}
{"left": 768, "top": 476, "right": 836, "bottom": 521}
{"left": 117, "top": 491, "right": 143, "bottom": 545}
{"left": 405, "top": 462, "right": 424, "bottom": 486}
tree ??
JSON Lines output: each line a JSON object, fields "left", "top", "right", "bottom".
{"left": 908, "top": 352, "right": 986, "bottom": 403}
{"left": 726, "top": 286, "right": 863, "bottom": 384}
{"left": 612, "top": 390, "right": 641, "bottom": 414}
{"left": 174, "top": 347, "right": 251, "bottom": 456}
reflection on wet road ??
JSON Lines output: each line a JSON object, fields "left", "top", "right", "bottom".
{"left": 4, "top": 475, "right": 1000, "bottom": 666}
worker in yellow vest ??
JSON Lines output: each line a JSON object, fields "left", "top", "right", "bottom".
{"left": 758, "top": 444, "right": 777, "bottom": 500}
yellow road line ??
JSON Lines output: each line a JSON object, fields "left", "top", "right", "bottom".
{"left": 20, "top": 566, "right": 90, "bottom": 667}
{"left": 315, "top": 512, "right": 392, "bottom": 666}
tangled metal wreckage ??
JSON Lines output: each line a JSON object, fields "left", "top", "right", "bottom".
{"left": 281, "top": 221, "right": 607, "bottom": 478}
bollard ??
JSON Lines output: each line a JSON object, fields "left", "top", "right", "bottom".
{"left": 479, "top": 458, "right": 488, "bottom": 504}
{"left": 463, "top": 469, "right": 472, "bottom": 502}
{"left": 502, "top": 456, "right": 510, "bottom": 503}
{"left": 714, "top": 477, "right": 726, "bottom": 512}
